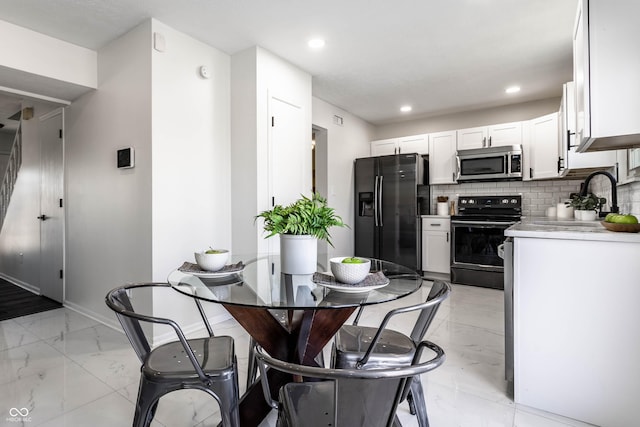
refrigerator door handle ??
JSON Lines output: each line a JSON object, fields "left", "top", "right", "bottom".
{"left": 378, "top": 175, "right": 383, "bottom": 226}
{"left": 374, "top": 175, "right": 379, "bottom": 226}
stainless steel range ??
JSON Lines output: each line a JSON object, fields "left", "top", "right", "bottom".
{"left": 450, "top": 195, "right": 522, "bottom": 289}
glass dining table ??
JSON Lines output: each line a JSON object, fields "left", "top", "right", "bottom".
{"left": 167, "top": 254, "right": 423, "bottom": 427}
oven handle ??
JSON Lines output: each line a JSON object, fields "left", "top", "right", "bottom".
{"left": 451, "top": 220, "right": 517, "bottom": 227}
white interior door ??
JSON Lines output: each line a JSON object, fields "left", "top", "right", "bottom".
{"left": 39, "top": 109, "right": 64, "bottom": 302}
{"left": 267, "top": 96, "right": 308, "bottom": 254}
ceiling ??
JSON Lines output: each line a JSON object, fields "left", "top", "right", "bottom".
{"left": 0, "top": 0, "right": 578, "bottom": 129}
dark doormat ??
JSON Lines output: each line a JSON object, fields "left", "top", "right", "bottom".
{"left": 0, "top": 278, "right": 62, "bottom": 321}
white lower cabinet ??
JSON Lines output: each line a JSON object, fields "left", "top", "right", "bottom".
{"left": 513, "top": 234, "right": 640, "bottom": 427}
{"left": 421, "top": 217, "right": 450, "bottom": 274}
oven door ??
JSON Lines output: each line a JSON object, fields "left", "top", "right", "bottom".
{"left": 451, "top": 220, "right": 514, "bottom": 272}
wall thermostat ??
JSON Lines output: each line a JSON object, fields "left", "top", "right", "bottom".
{"left": 117, "top": 147, "right": 135, "bottom": 169}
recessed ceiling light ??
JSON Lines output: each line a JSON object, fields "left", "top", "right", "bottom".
{"left": 308, "top": 38, "right": 325, "bottom": 49}
{"left": 505, "top": 86, "right": 521, "bottom": 94}
{"left": 400, "top": 105, "right": 412, "bottom": 113}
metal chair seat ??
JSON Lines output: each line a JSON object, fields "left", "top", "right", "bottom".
{"left": 145, "top": 336, "right": 235, "bottom": 381}
{"left": 334, "top": 324, "right": 415, "bottom": 368}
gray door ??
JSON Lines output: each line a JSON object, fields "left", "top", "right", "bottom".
{"left": 39, "top": 109, "right": 64, "bottom": 302}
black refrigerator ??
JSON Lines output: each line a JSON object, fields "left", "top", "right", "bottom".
{"left": 354, "top": 153, "right": 427, "bottom": 271}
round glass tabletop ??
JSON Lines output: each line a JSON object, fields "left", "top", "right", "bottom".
{"left": 168, "top": 254, "right": 422, "bottom": 310}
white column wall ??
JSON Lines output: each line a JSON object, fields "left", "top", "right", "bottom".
{"left": 64, "top": 21, "right": 153, "bottom": 326}
{"left": 150, "top": 20, "right": 232, "bottom": 332}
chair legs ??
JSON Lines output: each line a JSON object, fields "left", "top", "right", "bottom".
{"left": 247, "top": 337, "right": 258, "bottom": 389}
{"left": 408, "top": 376, "right": 430, "bottom": 427}
{"left": 133, "top": 368, "right": 240, "bottom": 427}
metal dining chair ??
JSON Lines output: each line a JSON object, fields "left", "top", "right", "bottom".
{"left": 330, "top": 280, "right": 451, "bottom": 427}
{"left": 105, "top": 283, "right": 240, "bottom": 427}
{"left": 254, "top": 341, "right": 445, "bottom": 427}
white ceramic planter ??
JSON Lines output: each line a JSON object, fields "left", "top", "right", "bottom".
{"left": 576, "top": 210, "right": 597, "bottom": 221}
{"left": 279, "top": 234, "right": 318, "bottom": 274}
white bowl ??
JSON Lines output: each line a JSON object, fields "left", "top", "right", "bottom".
{"left": 330, "top": 257, "right": 371, "bottom": 284}
{"left": 194, "top": 249, "right": 229, "bottom": 271}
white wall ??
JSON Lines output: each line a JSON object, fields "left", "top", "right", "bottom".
{"left": 150, "top": 20, "right": 232, "bottom": 330}
{"left": 0, "top": 101, "right": 59, "bottom": 290}
{"left": 0, "top": 19, "right": 97, "bottom": 91}
{"left": 312, "top": 97, "right": 375, "bottom": 258}
{"left": 63, "top": 19, "right": 234, "bottom": 329}
{"left": 150, "top": 20, "right": 231, "bottom": 281}
{"left": 64, "top": 21, "right": 153, "bottom": 325}
{"left": 374, "top": 97, "right": 561, "bottom": 139}
{"left": 230, "top": 48, "right": 258, "bottom": 257}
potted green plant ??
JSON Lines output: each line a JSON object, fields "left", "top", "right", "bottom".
{"left": 256, "top": 193, "right": 346, "bottom": 274}
{"left": 566, "top": 193, "right": 606, "bottom": 220}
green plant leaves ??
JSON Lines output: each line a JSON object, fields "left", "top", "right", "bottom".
{"left": 255, "top": 193, "right": 346, "bottom": 246}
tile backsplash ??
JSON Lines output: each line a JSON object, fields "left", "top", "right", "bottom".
{"left": 431, "top": 179, "right": 583, "bottom": 217}
{"left": 432, "top": 178, "right": 640, "bottom": 217}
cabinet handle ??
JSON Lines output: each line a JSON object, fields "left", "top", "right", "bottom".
{"left": 530, "top": 167, "right": 533, "bottom": 179}
{"left": 430, "top": 223, "right": 441, "bottom": 227}
{"left": 482, "top": 137, "right": 486, "bottom": 148}
{"left": 446, "top": 232, "right": 449, "bottom": 242}
{"left": 488, "top": 136, "right": 492, "bottom": 147}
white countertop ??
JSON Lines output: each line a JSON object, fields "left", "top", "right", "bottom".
{"left": 505, "top": 216, "right": 640, "bottom": 243}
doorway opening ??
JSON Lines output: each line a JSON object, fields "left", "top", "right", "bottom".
{"left": 312, "top": 125, "right": 328, "bottom": 267}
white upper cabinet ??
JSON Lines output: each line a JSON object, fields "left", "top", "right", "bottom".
{"left": 457, "top": 127, "right": 487, "bottom": 150}
{"left": 457, "top": 122, "right": 523, "bottom": 150}
{"left": 398, "top": 134, "right": 429, "bottom": 155}
{"left": 371, "top": 134, "right": 428, "bottom": 156}
{"left": 529, "top": 113, "right": 561, "bottom": 180}
{"left": 574, "top": 0, "right": 640, "bottom": 152}
{"left": 557, "top": 80, "right": 617, "bottom": 176}
{"left": 429, "top": 131, "right": 457, "bottom": 184}
{"left": 370, "top": 138, "right": 399, "bottom": 156}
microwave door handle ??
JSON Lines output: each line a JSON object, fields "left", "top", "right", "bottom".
{"left": 505, "top": 155, "right": 510, "bottom": 175}
{"left": 455, "top": 156, "right": 461, "bottom": 181}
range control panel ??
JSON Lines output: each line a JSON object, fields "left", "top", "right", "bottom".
{"left": 458, "top": 195, "right": 522, "bottom": 215}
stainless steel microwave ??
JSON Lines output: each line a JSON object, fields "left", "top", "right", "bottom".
{"left": 456, "top": 145, "right": 523, "bottom": 182}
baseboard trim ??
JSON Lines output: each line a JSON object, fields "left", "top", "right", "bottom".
{"left": 0, "top": 273, "right": 40, "bottom": 294}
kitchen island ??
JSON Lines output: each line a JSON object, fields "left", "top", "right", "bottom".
{"left": 504, "top": 218, "right": 640, "bottom": 427}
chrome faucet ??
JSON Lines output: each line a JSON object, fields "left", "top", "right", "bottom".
{"left": 578, "top": 170, "right": 619, "bottom": 217}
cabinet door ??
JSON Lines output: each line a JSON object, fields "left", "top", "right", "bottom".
{"left": 573, "top": 0, "right": 590, "bottom": 145}
{"left": 398, "top": 134, "right": 428, "bottom": 155}
{"left": 422, "top": 227, "right": 450, "bottom": 273}
{"left": 530, "top": 113, "right": 561, "bottom": 180}
{"left": 429, "top": 131, "right": 457, "bottom": 184}
{"left": 457, "top": 127, "right": 487, "bottom": 150}
{"left": 630, "top": 149, "right": 640, "bottom": 170}
{"left": 371, "top": 138, "right": 398, "bottom": 156}
{"left": 488, "top": 122, "right": 523, "bottom": 147}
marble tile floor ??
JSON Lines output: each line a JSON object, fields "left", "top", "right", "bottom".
{"left": 0, "top": 283, "right": 595, "bottom": 427}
